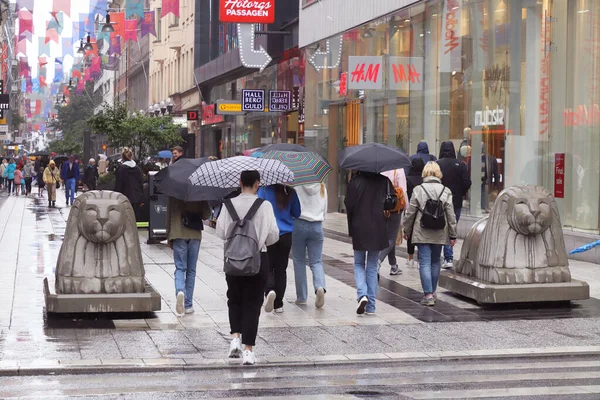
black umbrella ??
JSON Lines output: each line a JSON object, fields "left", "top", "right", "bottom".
{"left": 30, "top": 151, "right": 51, "bottom": 157}
{"left": 339, "top": 143, "right": 411, "bottom": 173}
{"left": 154, "top": 158, "right": 234, "bottom": 202}
{"left": 53, "top": 155, "right": 69, "bottom": 165}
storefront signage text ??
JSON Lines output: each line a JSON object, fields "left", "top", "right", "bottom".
{"left": 242, "top": 89, "right": 265, "bottom": 112}
{"left": 269, "top": 90, "right": 291, "bottom": 112}
{"left": 339, "top": 72, "right": 347, "bottom": 96}
{"left": 202, "top": 104, "right": 224, "bottom": 125}
{"left": 388, "top": 57, "right": 423, "bottom": 91}
{"left": 474, "top": 106, "right": 505, "bottom": 127}
{"left": 348, "top": 56, "right": 383, "bottom": 90}
{"left": 554, "top": 153, "right": 565, "bottom": 199}
{"left": 440, "top": 0, "right": 462, "bottom": 73}
{"left": 219, "top": 0, "right": 275, "bottom": 24}
{"left": 187, "top": 110, "right": 199, "bottom": 121}
{"left": 216, "top": 100, "right": 244, "bottom": 115}
{"left": 563, "top": 104, "right": 600, "bottom": 127}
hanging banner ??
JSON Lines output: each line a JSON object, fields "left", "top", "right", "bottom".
{"left": 388, "top": 57, "right": 423, "bottom": 91}
{"left": 61, "top": 38, "right": 74, "bottom": 57}
{"left": 111, "top": 12, "right": 126, "bottom": 38}
{"left": 439, "top": 0, "right": 462, "bottom": 73}
{"left": 89, "top": 0, "right": 108, "bottom": 17}
{"left": 220, "top": 0, "right": 275, "bottom": 24}
{"left": 16, "top": 39, "right": 27, "bottom": 56}
{"left": 109, "top": 35, "right": 122, "bottom": 55}
{"left": 18, "top": 10, "right": 33, "bottom": 37}
{"left": 45, "top": 27, "right": 60, "bottom": 44}
{"left": 38, "top": 37, "right": 51, "bottom": 57}
{"left": 141, "top": 11, "right": 157, "bottom": 37}
{"left": 48, "top": 12, "right": 64, "bottom": 34}
{"left": 54, "top": 65, "right": 64, "bottom": 83}
{"left": 162, "top": 0, "right": 180, "bottom": 18}
{"left": 53, "top": 0, "right": 71, "bottom": 17}
{"left": 16, "top": 0, "right": 35, "bottom": 13}
{"left": 125, "top": 19, "right": 139, "bottom": 42}
{"left": 554, "top": 153, "right": 565, "bottom": 198}
{"left": 126, "top": 0, "right": 144, "bottom": 19}
{"left": 347, "top": 56, "right": 383, "bottom": 90}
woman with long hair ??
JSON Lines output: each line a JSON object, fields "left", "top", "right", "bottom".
{"left": 292, "top": 183, "right": 328, "bottom": 308}
{"left": 258, "top": 184, "right": 301, "bottom": 313}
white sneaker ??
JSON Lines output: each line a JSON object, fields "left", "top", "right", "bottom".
{"left": 228, "top": 338, "right": 243, "bottom": 358}
{"left": 356, "top": 296, "right": 368, "bottom": 315}
{"left": 274, "top": 307, "right": 284, "bottom": 313}
{"left": 405, "top": 259, "right": 415, "bottom": 269}
{"left": 264, "top": 290, "right": 276, "bottom": 313}
{"left": 175, "top": 292, "right": 185, "bottom": 315}
{"left": 184, "top": 307, "right": 195, "bottom": 314}
{"left": 315, "top": 287, "right": 325, "bottom": 309}
{"left": 442, "top": 260, "right": 454, "bottom": 269}
{"left": 242, "top": 350, "right": 256, "bottom": 365}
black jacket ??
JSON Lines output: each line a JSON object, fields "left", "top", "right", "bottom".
{"left": 114, "top": 162, "right": 144, "bottom": 204}
{"left": 344, "top": 172, "right": 389, "bottom": 252}
{"left": 437, "top": 141, "right": 471, "bottom": 208}
{"left": 84, "top": 165, "right": 99, "bottom": 188}
{"left": 406, "top": 158, "right": 425, "bottom": 200}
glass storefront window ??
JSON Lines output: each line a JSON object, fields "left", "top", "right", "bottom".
{"left": 303, "top": 0, "right": 599, "bottom": 233}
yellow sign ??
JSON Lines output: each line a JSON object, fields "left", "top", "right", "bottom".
{"left": 217, "top": 102, "right": 242, "bottom": 113}
{"left": 0, "top": 118, "right": 6, "bottom": 125}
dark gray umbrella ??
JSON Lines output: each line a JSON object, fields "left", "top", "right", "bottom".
{"left": 339, "top": 143, "right": 411, "bottom": 173}
{"left": 154, "top": 158, "right": 234, "bottom": 201}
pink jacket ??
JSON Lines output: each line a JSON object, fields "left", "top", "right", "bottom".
{"left": 13, "top": 170, "right": 22, "bottom": 185}
{"left": 381, "top": 169, "right": 409, "bottom": 210}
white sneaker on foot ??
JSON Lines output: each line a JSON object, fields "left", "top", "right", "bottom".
{"left": 274, "top": 307, "right": 284, "bottom": 313}
{"left": 264, "top": 290, "right": 276, "bottom": 313}
{"left": 405, "top": 259, "right": 415, "bottom": 269}
{"left": 442, "top": 260, "right": 453, "bottom": 269}
{"left": 242, "top": 350, "right": 256, "bottom": 365}
{"left": 315, "top": 287, "right": 325, "bottom": 309}
{"left": 389, "top": 265, "right": 402, "bottom": 275}
{"left": 356, "top": 296, "right": 368, "bottom": 315}
{"left": 175, "top": 292, "right": 185, "bottom": 315}
{"left": 184, "top": 307, "right": 195, "bottom": 314}
{"left": 228, "top": 338, "right": 243, "bottom": 358}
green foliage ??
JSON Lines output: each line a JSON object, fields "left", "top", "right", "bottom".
{"left": 88, "top": 102, "right": 182, "bottom": 160}
{"left": 10, "top": 113, "right": 25, "bottom": 131}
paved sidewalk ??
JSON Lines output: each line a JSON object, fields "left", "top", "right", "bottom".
{"left": 0, "top": 194, "right": 599, "bottom": 373}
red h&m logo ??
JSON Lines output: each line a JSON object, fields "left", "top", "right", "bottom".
{"left": 391, "top": 64, "right": 421, "bottom": 84}
{"left": 351, "top": 63, "right": 380, "bottom": 84}
{"left": 187, "top": 110, "right": 199, "bottom": 121}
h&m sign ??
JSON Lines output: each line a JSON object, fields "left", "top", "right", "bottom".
{"left": 347, "top": 56, "right": 424, "bottom": 91}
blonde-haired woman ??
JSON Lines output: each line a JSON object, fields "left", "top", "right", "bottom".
{"left": 292, "top": 183, "right": 327, "bottom": 308}
{"left": 114, "top": 147, "right": 144, "bottom": 220}
{"left": 403, "top": 161, "right": 457, "bottom": 306}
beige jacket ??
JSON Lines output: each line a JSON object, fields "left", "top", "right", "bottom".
{"left": 402, "top": 177, "right": 458, "bottom": 245}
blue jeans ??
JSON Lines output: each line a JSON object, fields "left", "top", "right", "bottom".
{"left": 443, "top": 206, "right": 462, "bottom": 262}
{"left": 292, "top": 219, "right": 326, "bottom": 302}
{"left": 353, "top": 250, "right": 379, "bottom": 313}
{"left": 65, "top": 178, "right": 76, "bottom": 204}
{"left": 173, "top": 239, "right": 201, "bottom": 309}
{"left": 419, "top": 244, "right": 443, "bottom": 294}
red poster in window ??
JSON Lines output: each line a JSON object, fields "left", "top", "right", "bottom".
{"left": 554, "top": 153, "right": 565, "bottom": 199}
{"left": 339, "top": 72, "right": 347, "bottom": 96}
{"left": 219, "top": 0, "right": 275, "bottom": 24}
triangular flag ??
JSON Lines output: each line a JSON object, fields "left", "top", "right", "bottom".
{"left": 125, "top": 0, "right": 144, "bottom": 19}
{"left": 18, "top": 10, "right": 33, "bottom": 36}
{"left": 53, "top": 0, "right": 71, "bottom": 18}
{"left": 161, "top": 0, "right": 180, "bottom": 18}
{"left": 141, "top": 11, "right": 156, "bottom": 37}
{"left": 16, "top": 0, "right": 35, "bottom": 12}
{"left": 38, "top": 56, "right": 48, "bottom": 67}
{"left": 48, "top": 11, "right": 64, "bottom": 34}
{"left": 45, "top": 28, "right": 60, "bottom": 44}
{"left": 124, "top": 19, "right": 138, "bottom": 42}
{"left": 110, "top": 12, "right": 125, "bottom": 39}
{"left": 62, "top": 37, "right": 74, "bottom": 57}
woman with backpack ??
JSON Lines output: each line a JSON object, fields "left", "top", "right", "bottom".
{"left": 402, "top": 161, "right": 457, "bottom": 306}
{"left": 258, "top": 184, "right": 301, "bottom": 313}
{"left": 378, "top": 168, "right": 409, "bottom": 276}
{"left": 405, "top": 158, "right": 425, "bottom": 268}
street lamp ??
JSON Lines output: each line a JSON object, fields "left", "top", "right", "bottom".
{"left": 77, "top": 39, "right": 85, "bottom": 54}
{"left": 160, "top": 100, "right": 166, "bottom": 115}
{"left": 147, "top": 105, "right": 154, "bottom": 116}
{"left": 166, "top": 98, "right": 173, "bottom": 114}
{"left": 83, "top": 33, "right": 94, "bottom": 51}
{"left": 61, "top": 95, "right": 67, "bottom": 105}
{"left": 101, "top": 12, "right": 115, "bottom": 33}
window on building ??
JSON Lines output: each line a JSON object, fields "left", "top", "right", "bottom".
{"left": 169, "top": 13, "right": 179, "bottom": 27}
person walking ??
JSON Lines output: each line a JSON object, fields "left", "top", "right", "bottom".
{"left": 166, "top": 195, "right": 211, "bottom": 316}
{"left": 171, "top": 146, "right": 184, "bottom": 164}
{"left": 258, "top": 184, "right": 301, "bottom": 313}
{"left": 216, "top": 170, "right": 279, "bottom": 366}
{"left": 378, "top": 168, "right": 409, "bottom": 276}
{"left": 83, "top": 158, "right": 99, "bottom": 191}
{"left": 410, "top": 142, "right": 437, "bottom": 163}
{"left": 403, "top": 162, "right": 457, "bottom": 306}
{"left": 405, "top": 158, "right": 425, "bottom": 268}
{"left": 60, "top": 155, "right": 81, "bottom": 206}
{"left": 36, "top": 167, "right": 45, "bottom": 197}
{"left": 437, "top": 141, "right": 471, "bottom": 269}
{"left": 292, "top": 183, "right": 328, "bottom": 308}
{"left": 3, "top": 159, "right": 16, "bottom": 194}
{"left": 24, "top": 160, "right": 35, "bottom": 196}
{"left": 114, "top": 148, "right": 144, "bottom": 221}
{"left": 43, "top": 160, "right": 61, "bottom": 207}
{"left": 345, "top": 171, "right": 389, "bottom": 315}
{"left": 13, "top": 166, "right": 22, "bottom": 196}
{"left": 0, "top": 159, "right": 6, "bottom": 189}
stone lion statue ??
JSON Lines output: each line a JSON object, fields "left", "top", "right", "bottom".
{"left": 455, "top": 186, "right": 570, "bottom": 284}
{"left": 56, "top": 191, "right": 145, "bottom": 294}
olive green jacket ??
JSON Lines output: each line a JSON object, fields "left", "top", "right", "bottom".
{"left": 166, "top": 197, "right": 211, "bottom": 241}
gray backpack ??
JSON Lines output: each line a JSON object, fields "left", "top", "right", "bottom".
{"left": 223, "top": 198, "right": 264, "bottom": 276}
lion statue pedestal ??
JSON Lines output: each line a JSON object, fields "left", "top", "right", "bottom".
{"left": 44, "top": 191, "right": 161, "bottom": 313}
{"left": 439, "top": 186, "right": 589, "bottom": 304}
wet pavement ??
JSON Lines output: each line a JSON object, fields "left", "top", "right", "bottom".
{"left": 0, "top": 191, "right": 599, "bottom": 368}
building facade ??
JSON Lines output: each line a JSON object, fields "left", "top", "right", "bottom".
{"left": 299, "top": 0, "right": 600, "bottom": 262}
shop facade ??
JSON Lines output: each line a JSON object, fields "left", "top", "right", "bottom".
{"left": 301, "top": 0, "right": 600, "bottom": 240}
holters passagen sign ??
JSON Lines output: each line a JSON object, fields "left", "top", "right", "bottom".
{"left": 220, "top": 0, "right": 275, "bottom": 24}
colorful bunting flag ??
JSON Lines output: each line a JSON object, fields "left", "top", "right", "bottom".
{"left": 124, "top": 19, "right": 138, "bottom": 42}
{"left": 39, "top": 76, "right": 47, "bottom": 88}
{"left": 16, "top": 0, "right": 35, "bottom": 13}
{"left": 51, "top": 83, "right": 59, "bottom": 95}
{"left": 109, "top": 35, "right": 121, "bottom": 55}
{"left": 38, "top": 56, "right": 48, "bottom": 67}
{"left": 38, "top": 37, "right": 51, "bottom": 57}
{"left": 54, "top": 64, "right": 64, "bottom": 83}
{"left": 53, "top": 0, "right": 71, "bottom": 17}
{"left": 48, "top": 11, "right": 64, "bottom": 34}
{"left": 110, "top": 12, "right": 126, "bottom": 39}
{"left": 16, "top": 39, "right": 27, "bottom": 56}
{"left": 126, "top": 0, "right": 144, "bottom": 19}
{"left": 45, "top": 27, "right": 60, "bottom": 44}
{"left": 18, "top": 10, "right": 33, "bottom": 37}
{"left": 141, "top": 11, "right": 156, "bottom": 37}
{"left": 162, "top": 0, "right": 180, "bottom": 18}
{"left": 62, "top": 37, "right": 74, "bottom": 57}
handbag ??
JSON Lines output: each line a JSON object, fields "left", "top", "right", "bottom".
{"left": 182, "top": 212, "right": 204, "bottom": 231}
{"left": 56, "top": 181, "right": 60, "bottom": 189}
{"left": 383, "top": 179, "right": 398, "bottom": 212}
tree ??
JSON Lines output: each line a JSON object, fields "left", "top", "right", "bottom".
{"left": 88, "top": 102, "right": 182, "bottom": 160}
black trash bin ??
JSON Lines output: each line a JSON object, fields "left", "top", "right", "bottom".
{"left": 147, "top": 171, "right": 168, "bottom": 244}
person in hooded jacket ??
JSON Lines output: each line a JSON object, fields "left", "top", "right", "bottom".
{"left": 437, "top": 141, "right": 471, "bottom": 269}
{"left": 345, "top": 171, "right": 389, "bottom": 315}
{"left": 405, "top": 158, "right": 425, "bottom": 268}
{"left": 114, "top": 148, "right": 144, "bottom": 221}
{"left": 83, "top": 158, "right": 99, "bottom": 191}
{"left": 410, "top": 142, "right": 437, "bottom": 164}
{"left": 3, "top": 159, "right": 16, "bottom": 194}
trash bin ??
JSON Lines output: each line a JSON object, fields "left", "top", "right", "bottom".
{"left": 147, "top": 171, "right": 168, "bottom": 244}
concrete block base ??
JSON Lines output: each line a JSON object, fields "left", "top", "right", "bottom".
{"left": 439, "top": 271, "right": 590, "bottom": 304}
{"left": 43, "top": 278, "right": 162, "bottom": 313}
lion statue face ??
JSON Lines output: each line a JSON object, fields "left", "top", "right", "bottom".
{"left": 508, "top": 194, "right": 553, "bottom": 236}
{"left": 76, "top": 194, "right": 128, "bottom": 243}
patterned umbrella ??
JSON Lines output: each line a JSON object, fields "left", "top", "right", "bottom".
{"left": 261, "top": 150, "right": 331, "bottom": 186}
{"left": 189, "top": 156, "right": 294, "bottom": 188}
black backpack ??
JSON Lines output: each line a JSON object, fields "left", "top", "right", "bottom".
{"left": 419, "top": 185, "right": 446, "bottom": 230}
